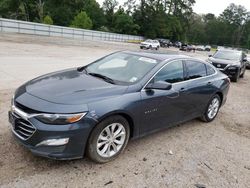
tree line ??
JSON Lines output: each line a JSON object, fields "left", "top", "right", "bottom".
{"left": 0, "top": 0, "right": 249, "bottom": 49}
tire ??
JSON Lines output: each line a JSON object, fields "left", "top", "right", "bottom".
{"left": 200, "top": 94, "right": 221, "bottom": 122}
{"left": 231, "top": 71, "right": 240, "bottom": 82}
{"left": 156, "top": 46, "right": 159, "bottom": 50}
{"left": 86, "top": 115, "right": 130, "bottom": 163}
{"left": 149, "top": 45, "right": 152, "bottom": 50}
{"left": 140, "top": 46, "right": 143, "bottom": 49}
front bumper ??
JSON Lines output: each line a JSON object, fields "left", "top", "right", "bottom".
{"left": 218, "top": 67, "right": 239, "bottom": 78}
{"left": 9, "top": 109, "right": 97, "bottom": 160}
{"left": 140, "top": 44, "right": 149, "bottom": 48}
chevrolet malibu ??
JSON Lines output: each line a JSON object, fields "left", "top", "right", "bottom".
{"left": 9, "top": 51, "right": 230, "bottom": 163}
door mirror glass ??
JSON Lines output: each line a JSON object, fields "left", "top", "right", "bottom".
{"left": 145, "top": 81, "right": 172, "bottom": 90}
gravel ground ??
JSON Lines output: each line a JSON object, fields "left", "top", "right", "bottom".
{"left": 0, "top": 34, "right": 249, "bottom": 188}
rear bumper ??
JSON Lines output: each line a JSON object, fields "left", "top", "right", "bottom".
{"left": 9, "top": 111, "right": 97, "bottom": 160}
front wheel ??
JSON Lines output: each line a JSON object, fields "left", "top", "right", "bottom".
{"left": 231, "top": 71, "right": 240, "bottom": 82}
{"left": 240, "top": 68, "right": 245, "bottom": 78}
{"left": 86, "top": 115, "right": 130, "bottom": 163}
{"left": 200, "top": 95, "right": 221, "bottom": 122}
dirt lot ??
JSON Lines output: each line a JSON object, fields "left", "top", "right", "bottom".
{"left": 0, "top": 34, "right": 250, "bottom": 188}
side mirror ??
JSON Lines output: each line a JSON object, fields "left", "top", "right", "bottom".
{"left": 208, "top": 55, "right": 212, "bottom": 57}
{"left": 145, "top": 81, "right": 172, "bottom": 90}
{"left": 243, "top": 57, "right": 247, "bottom": 62}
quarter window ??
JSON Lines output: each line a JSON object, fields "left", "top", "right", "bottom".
{"left": 154, "top": 60, "right": 184, "bottom": 83}
{"left": 186, "top": 61, "right": 206, "bottom": 79}
{"left": 206, "top": 65, "right": 215, "bottom": 75}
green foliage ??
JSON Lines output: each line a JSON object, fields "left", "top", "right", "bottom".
{"left": 98, "top": 26, "right": 110, "bottom": 32}
{"left": 0, "top": 0, "right": 250, "bottom": 49}
{"left": 43, "top": 15, "right": 53, "bottom": 25}
{"left": 71, "top": 11, "right": 93, "bottom": 29}
{"left": 113, "top": 7, "right": 139, "bottom": 34}
{"left": 85, "top": 0, "right": 106, "bottom": 29}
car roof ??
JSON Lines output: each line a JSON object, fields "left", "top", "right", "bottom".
{"left": 123, "top": 51, "right": 189, "bottom": 61}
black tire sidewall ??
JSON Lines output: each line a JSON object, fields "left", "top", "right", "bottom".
{"left": 232, "top": 70, "right": 240, "bottom": 82}
{"left": 86, "top": 115, "right": 130, "bottom": 163}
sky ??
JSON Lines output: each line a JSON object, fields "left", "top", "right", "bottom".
{"left": 96, "top": 0, "right": 250, "bottom": 16}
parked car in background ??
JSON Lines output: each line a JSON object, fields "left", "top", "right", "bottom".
{"left": 179, "top": 44, "right": 194, "bottom": 52}
{"left": 246, "top": 54, "right": 250, "bottom": 69}
{"left": 9, "top": 51, "right": 230, "bottom": 163}
{"left": 157, "top": 39, "right": 171, "bottom": 48}
{"left": 196, "top": 45, "right": 205, "bottom": 51}
{"left": 207, "top": 49, "right": 246, "bottom": 82}
{"left": 140, "top": 39, "right": 160, "bottom": 50}
{"left": 174, "top": 41, "right": 182, "bottom": 48}
{"left": 205, "top": 45, "right": 211, "bottom": 51}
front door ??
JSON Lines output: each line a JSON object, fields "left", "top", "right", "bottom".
{"left": 139, "top": 60, "right": 190, "bottom": 134}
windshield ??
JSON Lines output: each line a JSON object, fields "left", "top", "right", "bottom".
{"left": 213, "top": 51, "right": 241, "bottom": 61}
{"left": 86, "top": 52, "right": 159, "bottom": 84}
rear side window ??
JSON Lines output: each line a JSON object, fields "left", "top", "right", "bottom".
{"left": 206, "top": 64, "right": 215, "bottom": 75}
{"left": 186, "top": 61, "right": 206, "bottom": 79}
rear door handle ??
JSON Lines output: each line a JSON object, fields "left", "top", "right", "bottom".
{"left": 207, "top": 82, "right": 212, "bottom": 85}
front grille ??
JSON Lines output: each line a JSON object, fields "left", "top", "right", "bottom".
{"left": 13, "top": 117, "right": 36, "bottom": 140}
{"left": 212, "top": 62, "right": 227, "bottom": 69}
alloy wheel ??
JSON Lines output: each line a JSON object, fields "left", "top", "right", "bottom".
{"left": 96, "top": 123, "right": 126, "bottom": 158}
{"left": 207, "top": 98, "right": 220, "bottom": 119}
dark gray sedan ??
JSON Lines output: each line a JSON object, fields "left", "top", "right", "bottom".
{"left": 9, "top": 51, "right": 230, "bottom": 163}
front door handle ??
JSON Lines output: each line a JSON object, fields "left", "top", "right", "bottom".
{"left": 207, "top": 82, "right": 212, "bottom": 85}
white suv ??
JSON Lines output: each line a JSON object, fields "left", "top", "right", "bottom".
{"left": 140, "top": 39, "right": 160, "bottom": 50}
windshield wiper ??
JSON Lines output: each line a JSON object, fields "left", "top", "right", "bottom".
{"left": 88, "top": 73, "right": 115, "bottom": 84}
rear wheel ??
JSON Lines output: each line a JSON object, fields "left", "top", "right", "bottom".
{"left": 200, "top": 94, "right": 221, "bottom": 122}
{"left": 87, "top": 115, "right": 130, "bottom": 163}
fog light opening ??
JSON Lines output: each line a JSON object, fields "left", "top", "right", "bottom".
{"left": 36, "top": 138, "right": 69, "bottom": 147}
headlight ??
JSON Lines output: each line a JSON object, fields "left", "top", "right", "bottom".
{"left": 227, "top": 66, "right": 237, "bottom": 70}
{"left": 35, "top": 112, "right": 87, "bottom": 125}
{"left": 11, "top": 95, "right": 14, "bottom": 106}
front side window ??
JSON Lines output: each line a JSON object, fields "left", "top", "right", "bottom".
{"left": 186, "top": 61, "right": 207, "bottom": 79}
{"left": 154, "top": 60, "right": 184, "bottom": 83}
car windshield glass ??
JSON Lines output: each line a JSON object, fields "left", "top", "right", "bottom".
{"left": 213, "top": 51, "right": 241, "bottom": 60}
{"left": 86, "top": 52, "right": 159, "bottom": 84}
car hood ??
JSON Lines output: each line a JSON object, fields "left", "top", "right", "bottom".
{"left": 209, "top": 57, "right": 240, "bottom": 65}
{"left": 16, "top": 69, "right": 128, "bottom": 106}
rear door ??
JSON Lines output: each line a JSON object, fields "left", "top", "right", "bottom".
{"left": 183, "top": 60, "right": 217, "bottom": 116}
